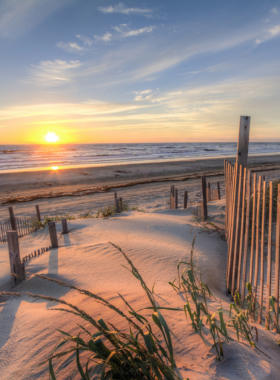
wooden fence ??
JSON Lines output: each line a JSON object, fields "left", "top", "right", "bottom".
{"left": 0, "top": 216, "right": 36, "bottom": 244}
{"left": 224, "top": 159, "right": 280, "bottom": 329}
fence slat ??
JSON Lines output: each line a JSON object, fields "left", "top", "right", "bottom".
{"left": 231, "top": 164, "right": 243, "bottom": 292}
{"left": 265, "top": 181, "right": 273, "bottom": 328}
{"left": 253, "top": 177, "right": 262, "bottom": 297}
{"left": 227, "top": 163, "right": 238, "bottom": 288}
{"left": 249, "top": 173, "right": 257, "bottom": 284}
{"left": 258, "top": 181, "right": 266, "bottom": 324}
{"left": 241, "top": 170, "right": 251, "bottom": 304}
{"left": 275, "top": 184, "right": 280, "bottom": 331}
{"left": 237, "top": 167, "right": 247, "bottom": 293}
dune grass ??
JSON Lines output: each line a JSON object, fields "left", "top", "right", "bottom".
{"left": 0, "top": 239, "right": 263, "bottom": 378}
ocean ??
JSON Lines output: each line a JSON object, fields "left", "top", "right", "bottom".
{"left": 0, "top": 143, "right": 279, "bottom": 173}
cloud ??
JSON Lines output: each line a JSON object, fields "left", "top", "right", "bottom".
{"left": 94, "top": 32, "right": 113, "bottom": 42}
{"left": 270, "top": 7, "right": 279, "bottom": 15}
{"left": 0, "top": 0, "right": 70, "bottom": 38}
{"left": 256, "top": 24, "right": 280, "bottom": 44}
{"left": 93, "top": 24, "right": 155, "bottom": 42}
{"left": 113, "top": 24, "right": 154, "bottom": 37}
{"left": 56, "top": 41, "right": 85, "bottom": 53}
{"left": 133, "top": 89, "right": 152, "bottom": 101}
{"left": 76, "top": 35, "right": 94, "bottom": 46}
{"left": 0, "top": 100, "right": 151, "bottom": 121}
{"left": 24, "top": 59, "right": 82, "bottom": 87}
{"left": 98, "top": 2, "right": 153, "bottom": 17}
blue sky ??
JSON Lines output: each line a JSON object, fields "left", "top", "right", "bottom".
{"left": 0, "top": 0, "right": 280, "bottom": 143}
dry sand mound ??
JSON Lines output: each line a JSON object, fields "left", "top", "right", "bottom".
{"left": 0, "top": 201, "right": 280, "bottom": 379}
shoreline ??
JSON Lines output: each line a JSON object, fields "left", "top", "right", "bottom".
{"left": 1, "top": 151, "right": 280, "bottom": 174}
{"left": 1, "top": 154, "right": 280, "bottom": 205}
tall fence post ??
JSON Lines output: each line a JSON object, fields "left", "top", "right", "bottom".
{"left": 201, "top": 176, "right": 207, "bottom": 221}
{"left": 8, "top": 207, "right": 17, "bottom": 231}
{"left": 48, "top": 222, "right": 58, "bottom": 248}
{"left": 35, "top": 205, "right": 41, "bottom": 222}
{"left": 236, "top": 116, "right": 251, "bottom": 168}
{"left": 7, "top": 230, "right": 25, "bottom": 286}
{"left": 217, "top": 182, "right": 221, "bottom": 200}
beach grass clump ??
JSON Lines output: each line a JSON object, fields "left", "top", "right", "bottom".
{"left": 4, "top": 243, "right": 182, "bottom": 380}
{"left": 31, "top": 213, "right": 76, "bottom": 229}
{"left": 172, "top": 236, "right": 255, "bottom": 359}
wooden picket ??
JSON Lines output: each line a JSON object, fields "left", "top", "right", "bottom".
{"left": 225, "top": 159, "right": 280, "bottom": 330}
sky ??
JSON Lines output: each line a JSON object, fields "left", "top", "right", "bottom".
{"left": 0, "top": 0, "right": 280, "bottom": 144}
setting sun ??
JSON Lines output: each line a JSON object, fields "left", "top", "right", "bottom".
{"left": 45, "top": 132, "right": 59, "bottom": 143}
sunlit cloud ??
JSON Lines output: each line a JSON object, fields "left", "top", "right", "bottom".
{"left": 98, "top": 2, "right": 153, "bottom": 17}
{"left": 133, "top": 89, "right": 152, "bottom": 101}
{"left": 24, "top": 59, "right": 82, "bottom": 87}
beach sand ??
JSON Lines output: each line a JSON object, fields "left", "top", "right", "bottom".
{"left": 1, "top": 156, "right": 280, "bottom": 379}
{"left": 1, "top": 201, "right": 280, "bottom": 379}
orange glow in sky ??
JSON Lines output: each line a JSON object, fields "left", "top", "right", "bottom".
{"left": 51, "top": 166, "right": 59, "bottom": 170}
{"left": 45, "top": 132, "right": 59, "bottom": 143}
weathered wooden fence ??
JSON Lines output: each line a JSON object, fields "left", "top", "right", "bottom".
{"left": 0, "top": 216, "right": 36, "bottom": 244}
{"left": 225, "top": 159, "right": 280, "bottom": 330}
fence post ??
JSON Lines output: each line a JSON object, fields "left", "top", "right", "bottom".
{"left": 115, "top": 198, "right": 120, "bottom": 213}
{"left": 217, "top": 182, "right": 221, "bottom": 200}
{"left": 35, "top": 205, "right": 41, "bottom": 222}
{"left": 175, "top": 188, "right": 178, "bottom": 209}
{"left": 48, "top": 222, "right": 58, "bottom": 248}
{"left": 8, "top": 207, "right": 17, "bottom": 231}
{"left": 170, "top": 186, "right": 175, "bottom": 209}
{"left": 236, "top": 116, "right": 251, "bottom": 168}
{"left": 114, "top": 192, "right": 117, "bottom": 199}
{"left": 274, "top": 184, "right": 280, "bottom": 332}
{"left": 184, "top": 191, "right": 188, "bottom": 209}
{"left": 7, "top": 231, "right": 25, "bottom": 286}
{"left": 201, "top": 176, "right": 207, "bottom": 221}
{"left": 61, "top": 218, "right": 68, "bottom": 234}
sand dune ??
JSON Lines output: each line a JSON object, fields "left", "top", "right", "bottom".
{"left": 1, "top": 201, "right": 280, "bottom": 379}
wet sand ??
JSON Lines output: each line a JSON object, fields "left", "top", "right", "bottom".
{"left": 1, "top": 154, "right": 280, "bottom": 205}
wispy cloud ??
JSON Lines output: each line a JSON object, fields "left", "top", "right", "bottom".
{"left": 94, "top": 32, "right": 113, "bottom": 42}
{"left": 113, "top": 24, "right": 154, "bottom": 37}
{"left": 256, "top": 24, "right": 280, "bottom": 44}
{"left": 76, "top": 34, "right": 94, "bottom": 46}
{"left": 133, "top": 89, "right": 152, "bottom": 101}
{"left": 0, "top": 100, "right": 151, "bottom": 120}
{"left": 24, "top": 60, "right": 82, "bottom": 87}
{"left": 93, "top": 24, "right": 155, "bottom": 42}
{"left": 98, "top": 2, "right": 153, "bottom": 17}
{"left": 270, "top": 7, "right": 279, "bottom": 15}
{"left": 0, "top": 0, "right": 70, "bottom": 38}
{"left": 56, "top": 41, "right": 85, "bottom": 53}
